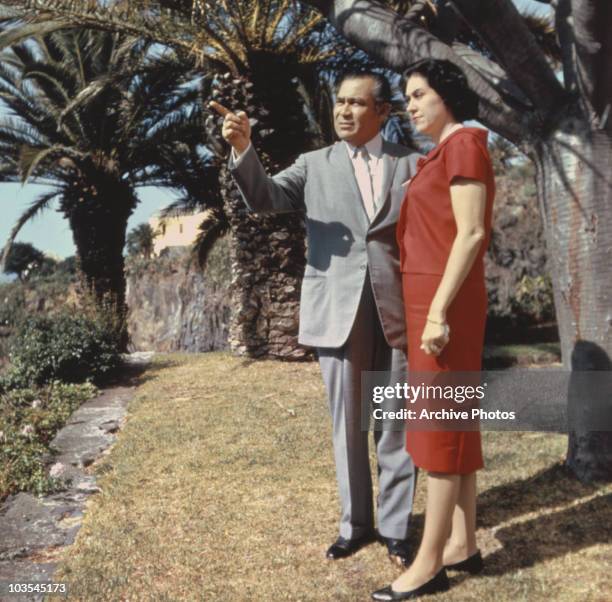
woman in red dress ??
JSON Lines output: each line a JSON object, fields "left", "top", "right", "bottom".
{"left": 372, "top": 60, "right": 495, "bottom": 600}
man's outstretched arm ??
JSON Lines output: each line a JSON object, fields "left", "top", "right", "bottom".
{"left": 210, "top": 101, "right": 306, "bottom": 214}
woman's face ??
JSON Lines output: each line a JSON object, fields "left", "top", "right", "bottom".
{"left": 405, "top": 74, "right": 454, "bottom": 137}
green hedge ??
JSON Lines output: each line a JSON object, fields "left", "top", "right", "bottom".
{"left": 7, "top": 312, "right": 121, "bottom": 388}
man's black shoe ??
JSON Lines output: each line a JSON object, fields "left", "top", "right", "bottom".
{"left": 325, "top": 532, "right": 376, "bottom": 560}
{"left": 379, "top": 537, "right": 411, "bottom": 566}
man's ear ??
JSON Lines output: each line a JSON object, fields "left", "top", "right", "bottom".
{"left": 377, "top": 102, "right": 392, "bottom": 120}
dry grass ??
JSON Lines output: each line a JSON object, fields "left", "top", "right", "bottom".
{"left": 53, "top": 353, "right": 612, "bottom": 601}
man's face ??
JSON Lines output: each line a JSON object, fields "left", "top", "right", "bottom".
{"left": 333, "top": 77, "right": 390, "bottom": 147}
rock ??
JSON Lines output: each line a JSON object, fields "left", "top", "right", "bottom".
{"left": 0, "top": 382, "right": 134, "bottom": 590}
{"left": 125, "top": 248, "right": 230, "bottom": 352}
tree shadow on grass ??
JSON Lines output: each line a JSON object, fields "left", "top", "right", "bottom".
{"left": 382, "top": 463, "right": 612, "bottom": 572}
{"left": 481, "top": 491, "right": 612, "bottom": 576}
{"left": 101, "top": 356, "right": 179, "bottom": 389}
{"left": 452, "top": 461, "right": 612, "bottom": 579}
{"left": 477, "top": 463, "right": 600, "bottom": 529}
{"left": 392, "top": 463, "right": 608, "bottom": 572}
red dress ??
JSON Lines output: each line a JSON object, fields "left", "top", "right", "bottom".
{"left": 397, "top": 127, "right": 495, "bottom": 474}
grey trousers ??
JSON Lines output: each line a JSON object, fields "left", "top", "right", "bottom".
{"left": 317, "top": 275, "right": 415, "bottom": 540}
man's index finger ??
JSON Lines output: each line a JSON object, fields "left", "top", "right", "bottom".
{"left": 209, "top": 101, "right": 231, "bottom": 117}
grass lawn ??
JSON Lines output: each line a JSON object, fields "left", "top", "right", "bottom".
{"left": 53, "top": 353, "right": 611, "bottom": 601}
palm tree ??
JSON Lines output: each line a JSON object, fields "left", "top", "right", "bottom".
{"left": 3, "top": 241, "right": 44, "bottom": 281}
{"left": 0, "top": 27, "right": 206, "bottom": 349}
{"left": 126, "top": 223, "right": 155, "bottom": 259}
{"left": 1, "top": 1, "right": 355, "bottom": 360}
{"left": 164, "top": 0, "right": 339, "bottom": 359}
{"left": 1, "top": 1, "right": 415, "bottom": 360}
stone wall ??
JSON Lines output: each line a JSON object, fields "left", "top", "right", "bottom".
{"left": 125, "top": 243, "right": 231, "bottom": 353}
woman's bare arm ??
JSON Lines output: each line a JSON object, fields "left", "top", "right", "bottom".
{"left": 421, "top": 178, "right": 486, "bottom": 355}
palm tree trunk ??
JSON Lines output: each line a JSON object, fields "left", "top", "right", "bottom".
{"left": 221, "top": 163, "right": 307, "bottom": 359}
{"left": 63, "top": 179, "right": 136, "bottom": 352}
{"left": 532, "top": 123, "right": 612, "bottom": 482}
{"left": 210, "top": 71, "right": 313, "bottom": 360}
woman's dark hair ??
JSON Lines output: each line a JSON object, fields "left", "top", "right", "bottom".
{"left": 403, "top": 59, "right": 479, "bottom": 122}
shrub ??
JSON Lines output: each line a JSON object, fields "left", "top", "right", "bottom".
{"left": 8, "top": 312, "right": 122, "bottom": 387}
{"left": 55, "top": 255, "right": 77, "bottom": 277}
{"left": 513, "top": 274, "right": 555, "bottom": 322}
{"left": 485, "top": 159, "right": 554, "bottom": 324}
{"left": 0, "top": 381, "right": 97, "bottom": 501}
{"left": 0, "top": 282, "right": 26, "bottom": 328}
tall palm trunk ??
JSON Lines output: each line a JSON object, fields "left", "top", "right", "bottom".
{"left": 62, "top": 174, "right": 137, "bottom": 351}
{"left": 222, "top": 163, "right": 307, "bottom": 359}
{"left": 209, "top": 61, "right": 314, "bottom": 360}
{"left": 209, "top": 66, "right": 316, "bottom": 360}
{"left": 532, "top": 122, "right": 612, "bottom": 481}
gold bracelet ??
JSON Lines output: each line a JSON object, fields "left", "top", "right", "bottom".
{"left": 426, "top": 317, "right": 447, "bottom": 326}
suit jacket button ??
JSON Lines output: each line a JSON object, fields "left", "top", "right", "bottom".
{"left": 360, "top": 265, "right": 366, "bottom": 270}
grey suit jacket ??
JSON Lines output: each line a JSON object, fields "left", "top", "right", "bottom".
{"left": 230, "top": 140, "right": 420, "bottom": 349}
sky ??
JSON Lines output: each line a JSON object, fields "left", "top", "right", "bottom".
{"left": 1, "top": 183, "right": 179, "bottom": 260}
{"left": 0, "top": 0, "right": 552, "bottom": 272}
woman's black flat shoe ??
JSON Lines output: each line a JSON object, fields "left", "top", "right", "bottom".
{"left": 444, "top": 550, "right": 484, "bottom": 574}
{"left": 371, "top": 568, "right": 450, "bottom": 600}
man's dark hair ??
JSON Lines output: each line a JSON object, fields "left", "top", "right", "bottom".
{"left": 403, "top": 59, "right": 479, "bottom": 122}
{"left": 334, "top": 69, "right": 392, "bottom": 105}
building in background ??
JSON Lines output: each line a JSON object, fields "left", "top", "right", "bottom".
{"left": 149, "top": 210, "right": 210, "bottom": 256}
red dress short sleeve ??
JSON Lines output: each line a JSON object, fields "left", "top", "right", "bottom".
{"left": 398, "top": 128, "right": 495, "bottom": 279}
{"left": 444, "top": 134, "right": 489, "bottom": 184}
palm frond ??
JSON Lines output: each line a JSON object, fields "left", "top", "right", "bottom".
{"left": 3, "top": 0, "right": 200, "bottom": 55}
{"left": 18, "top": 144, "right": 64, "bottom": 183}
{"left": 192, "top": 208, "right": 230, "bottom": 268}
{"left": 22, "top": 65, "right": 75, "bottom": 106}
{"left": 0, "top": 19, "right": 76, "bottom": 49}
{"left": 521, "top": 11, "right": 562, "bottom": 65}
{"left": 0, "top": 189, "right": 60, "bottom": 271}
{"left": 58, "top": 76, "right": 107, "bottom": 123}
{"left": 158, "top": 197, "right": 203, "bottom": 218}
{"left": 0, "top": 116, "right": 48, "bottom": 146}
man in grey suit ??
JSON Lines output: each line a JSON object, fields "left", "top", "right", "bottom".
{"left": 211, "top": 70, "right": 418, "bottom": 565}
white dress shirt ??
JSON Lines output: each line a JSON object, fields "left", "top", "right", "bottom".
{"left": 344, "top": 133, "right": 385, "bottom": 220}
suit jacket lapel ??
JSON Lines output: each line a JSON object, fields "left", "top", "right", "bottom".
{"left": 371, "top": 141, "right": 399, "bottom": 223}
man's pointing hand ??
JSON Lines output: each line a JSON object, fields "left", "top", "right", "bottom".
{"left": 209, "top": 101, "right": 251, "bottom": 155}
